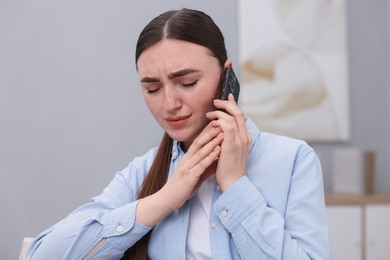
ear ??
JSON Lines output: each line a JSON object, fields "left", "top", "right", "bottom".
{"left": 224, "top": 59, "right": 232, "bottom": 68}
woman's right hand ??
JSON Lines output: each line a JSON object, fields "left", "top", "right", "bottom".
{"left": 162, "top": 122, "right": 223, "bottom": 210}
{"left": 136, "top": 122, "right": 223, "bottom": 226}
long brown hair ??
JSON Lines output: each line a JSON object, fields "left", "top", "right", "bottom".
{"left": 121, "top": 133, "right": 172, "bottom": 259}
{"left": 122, "top": 8, "right": 228, "bottom": 259}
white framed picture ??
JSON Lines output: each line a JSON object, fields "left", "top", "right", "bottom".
{"left": 238, "top": 0, "right": 350, "bottom": 141}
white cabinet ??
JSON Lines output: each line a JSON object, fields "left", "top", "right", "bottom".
{"left": 365, "top": 205, "right": 390, "bottom": 259}
{"left": 326, "top": 194, "right": 390, "bottom": 260}
{"left": 326, "top": 206, "right": 362, "bottom": 259}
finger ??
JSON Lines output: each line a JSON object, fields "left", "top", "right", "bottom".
{"left": 207, "top": 111, "right": 240, "bottom": 137}
{"left": 210, "top": 97, "right": 248, "bottom": 137}
{"left": 185, "top": 132, "right": 224, "bottom": 171}
{"left": 206, "top": 110, "right": 230, "bottom": 122}
{"left": 213, "top": 94, "right": 241, "bottom": 115}
{"left": 185, "top": 124, "right": 222, "bottom": 157}
{"left": 191, "top": 145, "right": 221, "bottom": 178}
{"left": 207, "top": 111, "right": 251, "bottom": 152}
{"left": 211, "top": 118, "right": 238, "bottom": 145}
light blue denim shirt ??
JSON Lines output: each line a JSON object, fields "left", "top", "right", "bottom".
{"left": 27, "top": 118, "right": 330, "bottom": 259}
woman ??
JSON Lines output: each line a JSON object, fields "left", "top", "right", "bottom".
{"left": 27, "top": 8, "right": 330, "bottom": 260}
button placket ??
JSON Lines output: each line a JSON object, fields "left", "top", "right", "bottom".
{"left": 210, "top": 222, "right": 217, "bottom": 229}
{"left": 116, "top": 225, "right": 124, "bottom": 233}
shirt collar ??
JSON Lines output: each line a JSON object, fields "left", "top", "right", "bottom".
{"left": 171, "top": 139, "right": 182, "bottom": 160}
{"left": 245, "top": 117, "right": 261, "bottom": 152}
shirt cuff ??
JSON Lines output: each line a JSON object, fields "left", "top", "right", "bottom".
{"left": 100, "top": 200, "right": 153, "bottom": 250}
{"left": 214, "top": 176, "right": 266, "bottom": 232}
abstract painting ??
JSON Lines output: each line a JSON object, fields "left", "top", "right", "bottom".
{"left": 238, "top": 0, "right": 350, "bottom": 141}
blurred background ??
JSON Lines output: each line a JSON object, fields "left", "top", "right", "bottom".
{"left": 0, "top": 0, "right": 389, "bottom": 259}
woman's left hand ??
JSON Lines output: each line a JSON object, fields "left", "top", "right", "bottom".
{"left": 206, "top": 93, "right": 252, "bottom": 192}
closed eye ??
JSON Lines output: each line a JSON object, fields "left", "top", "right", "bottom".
{"left": 146, "top": 88, "right": 159, "bottom": 94}
{"left": 182, "top": 80, "right": 198, "bottom": 87}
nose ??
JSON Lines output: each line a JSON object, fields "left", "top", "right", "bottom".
{"left": 163, "top": 86, "right": 182, "bottom": 110}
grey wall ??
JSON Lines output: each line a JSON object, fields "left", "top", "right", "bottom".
{"left": 0, "top": 0, "right": 388, "bottom": 259}
{"left": 0, "top": 1, "right": 238, "bottom": 259}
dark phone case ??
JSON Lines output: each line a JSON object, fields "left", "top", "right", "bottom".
{"left": 220, "top": 67, "right": 240, "bottom": 102}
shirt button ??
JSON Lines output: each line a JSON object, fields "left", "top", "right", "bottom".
{"left": 221, "top": 210, "right": 228, "bottom": 218}
{"left": 116, "top": 226, "right": 124, "bottom": 233}
{"left": 210, "top": 222, "right": 217, "bottom": 229}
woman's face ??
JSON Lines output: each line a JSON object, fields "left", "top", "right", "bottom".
{"left": 137, "top": 39, "right": 223, "bottom": 150}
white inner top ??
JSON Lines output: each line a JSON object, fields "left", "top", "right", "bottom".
{"left": 186, "top": 175, "right": 215, "bottom": 260}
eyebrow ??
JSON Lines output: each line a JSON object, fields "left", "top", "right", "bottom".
{"left": 140, "top": 68, "right": 200, "bottom": 83}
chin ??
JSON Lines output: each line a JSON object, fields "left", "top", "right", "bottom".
{"left": 166, "top": 130, "right": 196, "bottom": 143}
{"left": 167, "top": 134, "right": 190, "bottom": 143}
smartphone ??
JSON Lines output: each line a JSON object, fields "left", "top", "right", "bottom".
{"left": 220, "top": 67, "right": 240, "bottom": 102}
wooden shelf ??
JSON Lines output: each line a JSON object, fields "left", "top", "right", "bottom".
{"left": 325, "top": 193, "right": 390, "bottom": 205}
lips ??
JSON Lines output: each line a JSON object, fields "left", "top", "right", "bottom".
{"left": 166, "top": 115, "right": 191, "bottom": 128}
